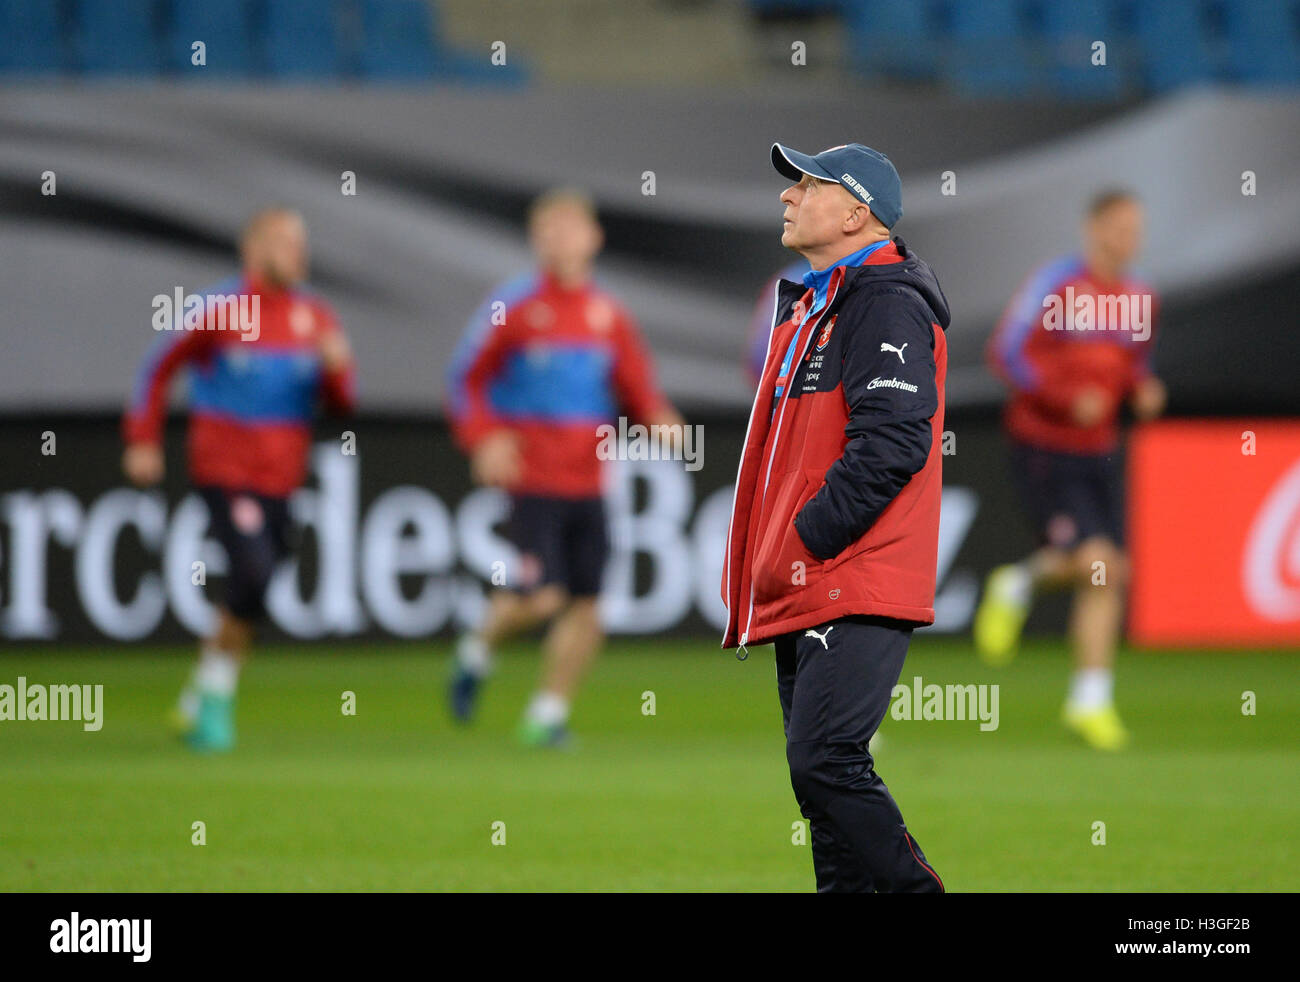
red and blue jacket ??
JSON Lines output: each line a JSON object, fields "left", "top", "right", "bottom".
{"left": 123, "top": 273, "right": 355, "bottom": 498}
{"left": 987, "top": 254, "right": 1158, "bottom": 454}
{"left": 446, "top": 270, "right": 668, "bottom": 498}
{"left": 722, "top": 238, "right": 951, "bottom": 648}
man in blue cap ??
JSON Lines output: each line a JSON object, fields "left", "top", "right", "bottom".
{"left": 722, "top": 143, "right": 950, "bottom": 891}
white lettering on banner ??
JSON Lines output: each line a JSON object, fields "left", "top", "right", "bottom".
{"left": 0, "top": 446, "right": 982, "bottom": 639}
{"left": 266, "top": 446, "right": 364, "bottom": 637}
{"left": 600, "top": 458, "right": 696, "bottom": 633}
{"left": 0, "top": 490, "right": 81, "bottom": 637}
{"left": 76, "top": 489, "right": 168, "bottom": 640}
{"left": 929, "top": 486, "right": 980, "bottom": 632}
{"left": 361, "top": 486, "right": 456, "bottom": 637}
{"left": 451, "top": 487, "right": 511, "bottom": 630}
{"left": 1243, "top": 456, "right": 1300, "bottom": 621}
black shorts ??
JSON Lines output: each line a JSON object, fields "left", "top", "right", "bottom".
{"left": 505, "top": 494, "right": 609, "bottom": 598}
{"left": 199, "top": 486, "right": 293, "bottom": 621}
{"left": 1009, "top": 440, "right": 1125, "bottom": 549}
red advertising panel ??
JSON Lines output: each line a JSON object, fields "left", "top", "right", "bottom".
{"left": 1129, "top": 420, "right": 1300, "bottom": 647}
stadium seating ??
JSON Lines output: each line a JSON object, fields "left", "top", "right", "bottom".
{"left": 0, "top": 0, "right": 523, "bottom": 84}
{"left": 843, "top": 0, "right": 937, "bottom": 81}
{"left": 358, "top": 0, "right": 437, "bottom": 79}
{"left": 747, "top": 0, "right": 842, "bottom": 15}
{"left": 263, "top": 0, "right": 346, "bottom": 79}
{"left": 0, "top": 0, "right": 64, "bottom": 74}
{"left": 75, "top": 0, "right": 163, "bottom": 76}
{"left": 169, "top": 0, "right": 257, "bottom": 76}
{"left": 1039, "top": 0, "right": 1127, "bottom": 98}
{"left": 1222, "top": 0, "right": 1300, "bottom": 86}
{"left": 1131, "top": 1, "right": 1221, "bottom": 92}
{"left": 755, "top": 0, "right": 1300, "bottom": 96}
{"left": 945, "top": 0, "right": 1036, "bottom": 96}
{"left": 0, "top": 0, "right": 1295, "bottom": 95}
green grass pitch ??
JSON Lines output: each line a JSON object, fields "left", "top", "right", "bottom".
{"left": 1, "top": 638, "right": 1296, "bottom": 891}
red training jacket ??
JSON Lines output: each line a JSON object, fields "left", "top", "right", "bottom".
{"left": 722, "top": 239, "right": 951, "bottom": 648}
{"left": 987, "top": 254, "right": 1158, "bottom": 454}
{"left": 123, "top": 273, "right": 355, "bottom": 498}
{"left": 446, "top": 270, "right": 669, "bottom": 498}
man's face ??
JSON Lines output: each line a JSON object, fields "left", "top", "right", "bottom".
{"left": 529, "top": 202, "right": 602, "bottom": 272}
{"left": 1086, "top": 199, "right": 1144, "bottom": 272}
{"left": 245, "top": 213, "right": 308, "bottom": 287}
{"left": 780, "top": 175, "right": 861, "bottom": 253}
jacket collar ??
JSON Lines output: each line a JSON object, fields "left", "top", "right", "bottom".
{"left": 776, "top": 237, "right": 909, "bottom": 316}
{"left": 801, "top": 238, "right": 894, "bottom": 298}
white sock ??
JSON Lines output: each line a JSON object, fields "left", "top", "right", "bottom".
{"left": 525, "top": 691, "right": 569, "bottom": 728}
{"left": 1068, "top": 668, "right": 1113, "bottom": 711}
{"left": 456, "top": 634, "right": 493, "bottom": 678}
{"left": 195, "top": 646, "right": 240, "bottom": 698}
{"left": 1001, "top": 562, "right": 1034, "bottom": 606}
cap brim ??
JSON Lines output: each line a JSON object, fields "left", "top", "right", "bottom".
{"left": 772, "top": 143, "right": 835, "bottom": 183}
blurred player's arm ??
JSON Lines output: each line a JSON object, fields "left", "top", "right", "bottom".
{"left": 121, "top": 327, "right": 215, "bottom": 486}
{"left": 1129, "top": 374, "right": 1166, "bottom": 420}
{"left": 1126, "top": 292, "right": 1165, "bottom": 421}
{"left": 987, "top": 270, "right": 1107, "bottom": 427}
{"left": 794, "top": 293, "right": 938, "bottom": 561}
{"left": 610, "top": 309, "right": 685, "bottom": 443}
{"left": 446, "top": 303, "right": 521, "bottom": 488}
{"left": 315, "top": 307, "right": 357, "bottom": 416}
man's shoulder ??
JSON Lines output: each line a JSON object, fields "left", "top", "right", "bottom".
{"left": 838, "top": 280, "right": 935, "bottom": 332}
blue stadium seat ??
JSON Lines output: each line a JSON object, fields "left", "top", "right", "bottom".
{"left": 1132, "top": 1, "right": 1219, "bottom": 91}
{"left": 0, "top": 0, "right": 65, "bottom": 74}
{"left": 748, "top": 0, "right": 843, "bottom": 15}
{"left": 1222, "top": 0, "right": 1300, "bottom": 86}
{"left": 945, "top": 0, "right": 1038, "bottom": 95}
{"left": 75, "top": 0, "right": 163, "bottom": 75}
{"left": 844, "top": 0, "right": 937, "bottom": 81}
{"left": 168, "top": 0, "right": 256, "bottom": 76}
{"left": 357, "top": 0, "right": 436, "bottom": 79}
{"left": 264, "top": 0, "right": 345, "bottom": 78}
{"left": 1039, "top": 0, "right": 1126, "bottom": 98}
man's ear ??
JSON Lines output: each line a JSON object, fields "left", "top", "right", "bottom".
{"left": 843, "top": 205, "right": 869, "bottom": 233}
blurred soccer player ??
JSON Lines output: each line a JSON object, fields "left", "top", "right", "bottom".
{"left": 977, "top": 190, "right": 1166, "bottom": 750}
{"left": 122, "top": 208, "right": 356, "bottom": 752}
{"left": 447, "top": 188, "right": 683, "bottom": 747}
{"left": 744, "top": 258, "right": 810, "bottom": 385}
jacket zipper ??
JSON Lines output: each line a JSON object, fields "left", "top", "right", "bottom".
{"left": 725, "top": 278, "right": 783, "bottom": 657}
{"left": 737, "top": 279, "right": 839, "bottom": 651}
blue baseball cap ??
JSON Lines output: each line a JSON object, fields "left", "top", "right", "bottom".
{"left": 771, "top": 142, "right": 903, "bottom": 229}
